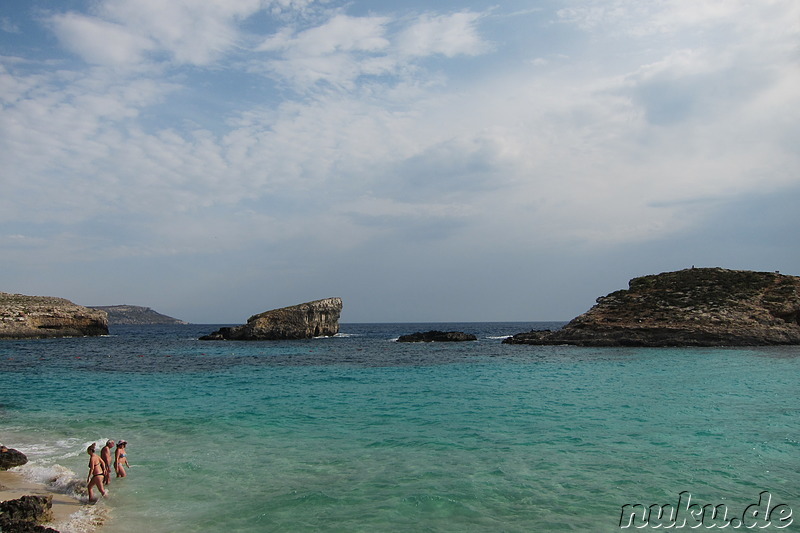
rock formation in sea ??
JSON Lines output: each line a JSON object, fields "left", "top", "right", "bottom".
{"left": 0, "top": 495, "right": 59, "bottom": 533}
{"left": 0, "top": 447, "right": 27, "bottom": 470}
{"left": 397, "top": 331, "right": 478, "bottom": 342}
{"left": 504, "top": 268, "right": 800, "bottom": 347}
{"left": 0, "top": 293, "right": 108, "bottom": 340}
{"left": 199, "top": 297, "right": 342, "bottom": 340}
{"left": 88, "top": 305, "right": 188, "bottom": 325}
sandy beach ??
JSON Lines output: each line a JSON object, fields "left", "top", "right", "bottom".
{"left": 0, "top": 468, "right": 104, "bottom": 532}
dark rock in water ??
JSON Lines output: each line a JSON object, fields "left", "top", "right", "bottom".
{"left": 0, "top": 292, "right": 108, "bottom": 340}
{"left": 0, "top": 519, "right": 60, "bottom": 533}
{"left": 88, "top": 305, "right": 188, "bottom": 325}
{"left": 200, "top": 298, "right": 342, "bottom": 340}
{"left": 0, "top": 495, "right": 58, "bottom": 533}
{"left": 397, "top": 330, "right": 478, "bottom": 342}
{"left": 504, "top": 267, "right": 800, "bottom": 347}
{"left": 0, "top": 447, "right": 27, "bottom": 470}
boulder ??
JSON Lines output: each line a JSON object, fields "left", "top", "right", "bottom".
{"left": 397, "top": 330, "right": 478, "bottom": 342}
{"left": 0, "top": 495, "right": 59, "bottom": 533}
{"left": 504, "top": 268, "right": 800, "bottom": 347}
{"left": 0, "top": 447, "right": 28, "bottom": 470}
{"left": 0, "top": 293, "right": 108, "bottom": 339}
{"left": 200, "top": 298, "right": 342, "bottom": 340}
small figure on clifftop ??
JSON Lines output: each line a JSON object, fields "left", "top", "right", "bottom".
{"left": 86, "top": 444, "right": 107, "bottom": 502}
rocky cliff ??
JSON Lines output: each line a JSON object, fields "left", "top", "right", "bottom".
{"left": 504, "top": 268, "right": 800, "bottom": 347}
{"left": 0, "top": 293, "right": 109, "bottom": 339}
{"left": 89, "top": 305, "right": 188, "bottom": 325}
{"left": 199, "top": 297, "right": 342, "bottom": 340}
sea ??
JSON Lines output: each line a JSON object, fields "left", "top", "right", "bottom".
{"left": 0, "top": 323, "right": 798, "bottom": 532}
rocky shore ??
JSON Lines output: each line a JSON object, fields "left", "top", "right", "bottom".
{"left": 0, "top": 293, "right": 108, "bottom": 339}
{"left": 504, "top": 268, "right": 800, "bottom": 347}
{"left": 200, "top": 297, "right": 342, "bottom": 340}
{"left": 0, "top": 445, "right": 103, "bottom": 533}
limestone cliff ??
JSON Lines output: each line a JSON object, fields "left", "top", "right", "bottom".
{"left": 0, "top": 292, "right": 109, "bottom": 339}
{"left": 199, "top": 297, "right": 342, "bottom": 340}
{"left": 504, "top": 268, "right": 800, "bottom": 347}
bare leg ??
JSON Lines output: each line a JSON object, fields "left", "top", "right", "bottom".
{"left": 87, "top": 475, "right": 107, "bottom": 502}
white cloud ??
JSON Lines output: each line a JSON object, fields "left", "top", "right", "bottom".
{"left": 1, "top": 17, "right": 20, "bottom": 34}
{"left": 255, "top": 10, "right": 490, "bottom": 90}
{"left": 396, "top": 11, "right": 489, "bottom": 58}
{"left": 95, "top": 0, "right": 262, "bottom": 65}
{"left": 47, "top": 0, "right": 321, "bottom": 67}
{"left": 49, "top": 12, "right": 156, "bottom": 66}
{"left": 1, "top": 0, "right": 798, "bottom": 320}
{"left": 258, "top": 14, "right": 389, "bottom": 55}
{"left": 556, "top": 0, "right": 800, "bottom": 42}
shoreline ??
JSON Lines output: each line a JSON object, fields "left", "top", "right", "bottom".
{"left": 0, "top": 467, "right": 105, "bottom": 532}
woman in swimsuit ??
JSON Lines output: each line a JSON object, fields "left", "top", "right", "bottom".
{"left": 86, "top": 443, "right": 108, "bottom": 502}
{"left": 114, "top": 440, "right": 129, "bottom": 478}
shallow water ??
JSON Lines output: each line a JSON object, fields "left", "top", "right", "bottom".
{"left": 1, "top": 323, "right": 798, "bottom": 532}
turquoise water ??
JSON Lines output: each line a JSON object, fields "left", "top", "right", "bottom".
{"left": 1, "top": 324, "right": 798, "bottom": 532}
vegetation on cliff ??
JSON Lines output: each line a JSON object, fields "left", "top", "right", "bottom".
{"left": 504, "top": 268, "right": 800, "bottom": 347}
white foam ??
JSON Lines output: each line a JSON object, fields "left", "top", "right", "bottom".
{"left": 16, "top": 462, "right": 80, "bottom": 495}
{"left": 13, "top": 459, "right": 107, "bottom": 533}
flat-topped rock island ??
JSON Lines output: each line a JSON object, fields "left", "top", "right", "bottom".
{"left": 200, "top": 297, "right": 342, "bottom": 340}
{"left": 504, "top": 268, "right": 800, "bottom": 347}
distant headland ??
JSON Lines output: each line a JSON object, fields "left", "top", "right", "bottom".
{"left": 88, "top": 305, "right": 188, "bottom": 325}
{"left": 504, "top": 267, "right": 800, "bottom": 347}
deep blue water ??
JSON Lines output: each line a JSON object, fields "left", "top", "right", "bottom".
{"left": 1, "top": 323, "right": 798, "bottom": 532}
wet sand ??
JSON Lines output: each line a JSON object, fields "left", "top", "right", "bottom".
{"left": 0, "top": 468, "right": 100, "bottom": 531}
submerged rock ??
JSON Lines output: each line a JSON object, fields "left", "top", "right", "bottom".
{"left": 397, "top": 330, "right": 477, "bottom": 342}
{"left": 200, "top": 298, "right": 342, "bottom": 340}
{"left": 505, "top": 268, "right": 800, "bottom": 347}
{"left": 0, "top": 293, "right": 108, "bottom": 340}
{"left": 0, "top": 447, "right": 27, "bottom": 470}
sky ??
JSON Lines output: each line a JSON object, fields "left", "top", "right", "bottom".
{"left": 1, "top": 0, "right": 798, "bottom": 324}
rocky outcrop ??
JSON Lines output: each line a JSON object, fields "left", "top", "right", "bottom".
{"left": 397, "top": 331, "right": 478, "bottom": 342}
{"left": 88, "top": 305, "right": 188, "bottom": 325}
{"left": 0, "top": 447, "right": 28, "bottom": 470}
{"left": 0, "top": 293, "right": 108, "bottom": 339}
{"left": 199, "top": 298, "right": 342, "bottom": 340}
{"left": 504, "top": 268, "right": 800, "bottom": 347}
{"left": 0, "top": 495, "right": 59, "bottom": 533}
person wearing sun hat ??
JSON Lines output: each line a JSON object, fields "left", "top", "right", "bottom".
{"left": 115, "top": 440, "right": 129, "bottom": 478}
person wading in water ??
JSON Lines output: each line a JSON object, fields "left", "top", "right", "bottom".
{"left": 86, "top": 444, "right": 108, "bottom": 503}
